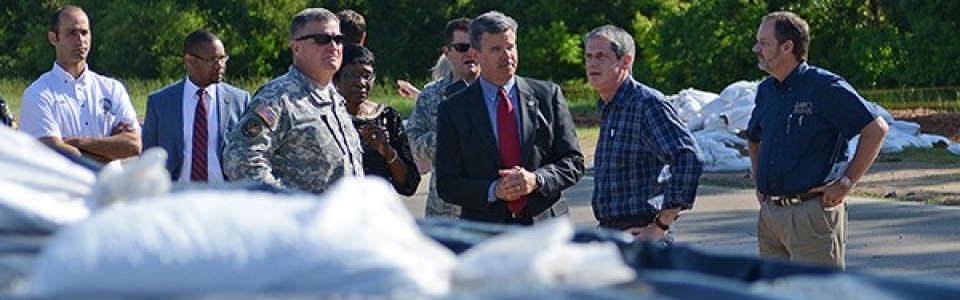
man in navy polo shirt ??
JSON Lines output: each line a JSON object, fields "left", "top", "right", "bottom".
{"left": 747, "top": 11, "right": 889, "bottom": 268}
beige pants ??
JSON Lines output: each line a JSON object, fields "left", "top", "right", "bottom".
{"left": 757, "top": 196, "right": 847, "bottom": 268}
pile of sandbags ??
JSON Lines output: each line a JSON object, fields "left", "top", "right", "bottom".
{"left": 665, "top": 81, "right": 960, "bottom": 172}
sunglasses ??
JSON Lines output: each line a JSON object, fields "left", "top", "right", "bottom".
{"left": 295, "top": 33, "right": 345, "bottom": 45}
{"left": 449, "top": 43, "right": 471, "bottom": 53}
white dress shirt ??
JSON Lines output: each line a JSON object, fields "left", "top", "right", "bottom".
{"left": 179, "top": 79, "right": 224, "bottom": 183}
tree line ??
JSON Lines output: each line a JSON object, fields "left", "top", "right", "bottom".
{"left": 1, "top": 0, "right": 956, "bottom": 93}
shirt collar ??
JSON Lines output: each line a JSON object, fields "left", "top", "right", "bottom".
{"left": 597, "top": 76, "right": 635, "bottom": 110}
{"left": 51, "top": 62, "right": 91, "bottom": 83}
{"left": 774, "top": 62, "right": 809, "bottom": 90}
{"left": 184, "top": 77, "right": 218, "bottom": 99}
{"left": 478, "top": 75, "right": 517, "bottom": 102}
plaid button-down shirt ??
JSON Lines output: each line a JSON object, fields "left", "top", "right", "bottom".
{"left": 592, "top": 77, "right": 704, "bottom": 221}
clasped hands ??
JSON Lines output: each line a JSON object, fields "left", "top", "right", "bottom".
{"left": 495, "top": 166, "right": 537, "bottom": 201}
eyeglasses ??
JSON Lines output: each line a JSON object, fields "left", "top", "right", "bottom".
{"left": 449, "top": 43, "right": 471, "bottom": 53}
{"left": 188, "top": 53, "right": 229, "bottom": 66}
{"left": 343, "top": 72, "right": 376, "bottom": 83}
{"left": 295, "top": 33, "right": 345, "bottom": 45}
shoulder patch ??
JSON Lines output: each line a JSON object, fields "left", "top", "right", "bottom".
{"left": 243, "top": 118, "right": 263, "bottom": 137}
{"left": 253, "top": 102, "right": 278, "bottom": 127}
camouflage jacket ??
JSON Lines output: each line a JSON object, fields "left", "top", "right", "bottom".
{"left": 405, "top": 74, "right": 467, "bottom": 217}
{"left": 223, "top": 66, "right": 364, "bottom": 194}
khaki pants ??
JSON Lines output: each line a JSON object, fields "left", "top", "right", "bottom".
{"left": 757, "top": 196, "right": 846, "bottom": 268}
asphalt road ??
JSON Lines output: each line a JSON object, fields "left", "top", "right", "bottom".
{"left": 403, "top": 173, "right": 960, "bottom": 284}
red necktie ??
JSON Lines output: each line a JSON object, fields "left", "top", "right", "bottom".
{"left": 190, "top": 89, "right": 209, "bottom": 182}
{"left": 496, "top": 88, "right": 526, "bottom": 215}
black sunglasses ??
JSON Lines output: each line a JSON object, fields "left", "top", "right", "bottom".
{"left": 295, "top": 33, "right": 345, "bottom": 45}
{"left": 449, "top": 43, "right": 471, "bottom": 53}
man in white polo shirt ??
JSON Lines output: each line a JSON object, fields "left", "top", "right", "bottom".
{"left": 20, "top": 5, "right": 141, "bottom": 163}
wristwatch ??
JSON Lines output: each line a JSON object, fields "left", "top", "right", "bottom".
{"left": 838, "top": 175, "right": 855, "bottom": 188}
{"left": 653, "top": 214, "right": 670, "bottom": 231}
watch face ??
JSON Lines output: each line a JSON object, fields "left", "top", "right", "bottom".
{"left": 840, "top": 176, "right": 853, "bottom": 188}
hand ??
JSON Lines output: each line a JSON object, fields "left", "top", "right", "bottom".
{"left": 358, "top": 124, "right": 391, "bottom": 154}
{"left": 396, "top": 80, "right": 420, "bottom": 99}
{"left": 111, "top": 120, "right": 135, "bottom": 135}
{"left": 820, "top": 179, "right": 849, "bottom": 208}
{"left": 755, "top": 190, "right": 766, "bottom": 203}
{"left": 495, "top": 166, "right": 537, "bottom": 200}
{"left": 625, "top": 225, "right": 668, "bottom": 240}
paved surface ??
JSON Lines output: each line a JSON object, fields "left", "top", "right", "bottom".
{"left": 403, "top": 173, "right": 960, "bottom": 284}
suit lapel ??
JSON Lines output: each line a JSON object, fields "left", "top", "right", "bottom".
{"left": 215, "top": 84, "right": 232, "bottom": 149}
{"left": 463, "top": 83, "right": 502, "bottom": 167}
{"left": 171, "top": 80, "right": 186, "bottom": 160}
{"left": 515, "top": 77, "right": 538, "bottom": 168}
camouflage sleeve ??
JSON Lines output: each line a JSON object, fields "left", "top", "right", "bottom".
{"left": 223, "top": 98, "right": 285, "bottom": 187}
{"left": 405, "top": 81, "right": 441, "bottom": 163}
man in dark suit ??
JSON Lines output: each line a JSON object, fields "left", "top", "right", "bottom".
{"left": 435, "top": 11, "right": 584, "bottom": 225}
{"left": 143, "top": 30, "right": 250, "bottom": 182}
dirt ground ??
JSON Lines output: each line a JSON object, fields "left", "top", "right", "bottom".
{"left": 579, "top": 109, "right": 960, "bottom": 206}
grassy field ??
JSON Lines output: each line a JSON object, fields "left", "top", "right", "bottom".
{"left": 4, "top": 77, "right": 957, "bottom": 117}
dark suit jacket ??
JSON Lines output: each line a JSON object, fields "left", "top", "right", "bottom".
{"left": 142, "top": 80, "right": 250, "bottom": 181}
{"left": 436, "top": 76, "right": 584, "bottom": 224}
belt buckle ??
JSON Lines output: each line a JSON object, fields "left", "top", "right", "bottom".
{"left": 775, "top": 196, "right": 800, "bottom": 207}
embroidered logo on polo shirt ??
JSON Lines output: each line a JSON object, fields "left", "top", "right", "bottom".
{"left": 101, "top": 98, "right": 114, "bottom": 115}
{"left": 793, "top": 102, "right": 813, "bottom": 114}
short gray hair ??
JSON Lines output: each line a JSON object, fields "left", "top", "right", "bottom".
{"left": 584, "top": 25, "right": 635, "bottom": 60}
{"left": 469, "top": 11, "right": 518, "bottom": 50}
{"left": 290, "top": 8, "right": 338, "bottom": 39}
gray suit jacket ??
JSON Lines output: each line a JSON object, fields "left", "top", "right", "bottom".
{"left": 436, "top": 76, "right": 585, "bottom": 224}
{"left": 142, "top": 80, "right": 250, "bottom": 181}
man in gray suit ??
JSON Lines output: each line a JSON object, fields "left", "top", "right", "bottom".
{"left": 142, "top": 30, "right": 250, "bottom": 182}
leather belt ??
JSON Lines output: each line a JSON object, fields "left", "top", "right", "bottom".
{"left": 764, "top": 192, "right": 823, "bottom": 207}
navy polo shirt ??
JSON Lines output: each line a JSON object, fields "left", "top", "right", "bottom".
{"left": 746, "top": 63, "right": 879, "bottom": 196}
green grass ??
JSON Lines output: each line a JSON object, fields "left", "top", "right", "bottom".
{"left": 876, "top": 146, "right": 960, "bottom": 165}
{"left": 2, "top": 76, "right": 957, "bottom": 119}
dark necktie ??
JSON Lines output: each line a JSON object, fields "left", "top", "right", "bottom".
{"left": 190, "top": 89, "right": 208, "bottom": 182}
{"left": 496, "top": 87, "right": 526, "bottom": 215}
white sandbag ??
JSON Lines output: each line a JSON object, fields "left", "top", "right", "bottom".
{"left": 24, "top": 177, "right": 456, "bottom": 299}
{"left": 85, "top": 147, "right": 172, "bottom": 209}
{"left": 454, "top": 218, "right": 635, "bottom": 290}
{"left": 948, "top": 144, "right": 960, "bottom": 155}
{"left": 0, "top": 126, "right": 95, "bottom": 200}
{"left": 919, "top": 134, "right": 952, "bottom": 147}
{"left": 888, "top": 120, "right": 921, "bottom": 136}
{"left": 0, "top": 181, "right": 89, "bottom": 232}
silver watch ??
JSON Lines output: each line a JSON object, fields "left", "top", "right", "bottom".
{"left": 838, "top": 175, "right": 855, "bottom": 188}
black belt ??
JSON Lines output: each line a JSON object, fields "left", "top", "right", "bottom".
{"left": 764, "top": 192, "right": 823, "bottom": 207}
{"left": 598, "top": 214, "right": 657, "bottom": 230}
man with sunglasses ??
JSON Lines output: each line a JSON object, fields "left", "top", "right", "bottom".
{"left": 435, "top": 12, "right": 584, "bottom": 224}
{"left": 224, "top": 8, "right": 364, "bottom": 194}
{"left": 143, "top": 30, "right": 250, "bottom": 183}
{"left": 406, "top": 17, "right": 479, "bottom": 218}
{"left": 20, "top": 5, "right": 141, "bottom": 163}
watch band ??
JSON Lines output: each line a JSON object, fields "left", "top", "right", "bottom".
{"left": 653, "top": 214, "right": 670, "bottom": 231}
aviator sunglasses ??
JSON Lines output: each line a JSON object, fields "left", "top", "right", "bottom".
{"left": 295, "top": 33, "right": 345, "bottom": 45}
{"left": 449, "top": 43, "right": 471, "bottom": 53}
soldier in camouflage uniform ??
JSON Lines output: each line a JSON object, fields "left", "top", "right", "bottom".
{"left": 406, "top": 18, "right": 479, "bottom": 217}
{"left": 223, "top": 8, "right": 363, "bottom": 194}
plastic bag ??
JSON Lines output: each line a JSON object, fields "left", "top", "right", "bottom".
{"left": 453, "top": 218, "right": 635, "bottom": 291}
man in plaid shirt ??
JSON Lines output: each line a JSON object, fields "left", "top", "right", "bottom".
{"left": 584, "top": 25, "right": 704, "bottom": 239}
